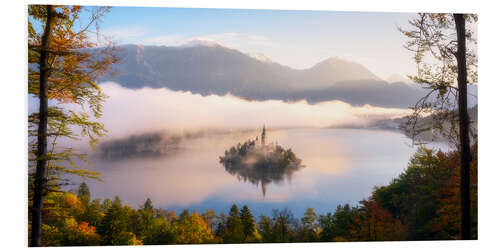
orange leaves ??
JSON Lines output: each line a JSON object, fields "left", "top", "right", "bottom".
{"left": 352, "top": 199, "right": 406, "bottom": 241}
{"left": 76, "top": 222, "right": 96, "bottom": 235}
{"left": 173, "top": 212, "right": 216, "bottom": 244}
{"left": 28, "top": 6, "right": 117, "bottom": 105}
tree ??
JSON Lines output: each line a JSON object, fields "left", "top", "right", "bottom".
{"left": 201, "top": 208, "right": 217, "bottom": 233}
{"left": 28, "top": 5, "right": 118, "bottom": 246}
{"left": 143, "top": 198, "right": 153, "bottom": 212}
{"left": 97, "top": 196, "right": 141, "bottom": 245}
{"left": 77, "top": 182, "right": 90, "bottom": 201}
{"left": 223, "top": 204, "right": 245, "bottom": 243}
{"left": 134, "top": 198, "right": 155, "bottom": 240}
{"left": 351, "top": 199, "right": 406, "bottom": 241}
{"left": 332, "top": 204, "right": 357, "bottom": 241}
{"left": 300, "top": 208, "right": 318, "bottom": 242}
{"left": 239, "top": 205, "right": 255, "bottom": 242}
{"left": 399, "top": 13, "right": 477, "bottom": 240}
{"left": 272, "top": 208, "right": 294, "bottom": 242}
{"left": 173, "top": 212, "right": 215, "bottom": 244}
{"left": 257, "top": 215, "right": 275, "bottom": 243}
{"left": 318, "top": 212, "right": 335, "bottom": 241}
{"left": 143, "top": 216, "right": 175, "bottom": 245}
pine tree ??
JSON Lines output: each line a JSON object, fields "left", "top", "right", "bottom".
{"left": 77, "top": 182, "right": 90, "bottom": 201}
{"left": 143, "top": 198, "right": 153, "bottom": 212}
{"left": 97, "top": 196, "right": 139, "bottom": 245}
{"left": 223, "top": 204, "right": 245, "bottom": 243}
{"left": 239, "top": 205, "right": 255, "bottom": 242}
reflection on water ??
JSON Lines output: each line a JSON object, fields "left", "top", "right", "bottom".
{"left": 219, "top": 128, "right": 305, "bottom": 197}
{"left": 83, "top": 128, "right": 445, "bottom": 216}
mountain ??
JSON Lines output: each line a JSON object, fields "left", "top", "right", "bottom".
{"left": 371, "top": 105, "right": 478, "bottom": 142}
{"left": 295, "top": 57, "right": 381, "bottom": 89}
{"left": 386, "top": 74, "right": 412, "bottom": 84}
{"left": 98, "top": 43, "right": 477, "bottom": 108}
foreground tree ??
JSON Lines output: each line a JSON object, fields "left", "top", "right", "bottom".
{"left": 239, "top": 205, "right": 255, "bottom": 242}
{"left": 399, "top": 13, "right": 477, "bottom": 240}
{"left": 300, "top": 208, "right": 318, "bottom": 241}
{"left": 223, "top": 204, "right": 245, "bottom": 243}
{"left": 28, "top": 5, "right": 118, "bottom": 246}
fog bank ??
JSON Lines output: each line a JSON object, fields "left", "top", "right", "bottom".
{"left": 97, "top": 82, "right": 409, "bottom": 139}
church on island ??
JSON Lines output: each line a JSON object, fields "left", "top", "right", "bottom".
{"left": 219, "top": 125, "right": 305, "bottom": 198}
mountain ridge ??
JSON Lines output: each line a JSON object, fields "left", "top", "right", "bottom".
{"left": 98, "top": 43, "right": 477, "bottom": 108}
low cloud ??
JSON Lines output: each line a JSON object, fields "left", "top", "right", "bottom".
{"left": 96, "top": 82, "right": 409, "bottom": 139}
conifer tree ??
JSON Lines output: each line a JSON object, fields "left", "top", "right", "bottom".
{"left": 239, "top": 205, "right": 255, "bottom": 241}
{"left": 77, "top": 182, "right": 90, "bottom": 201}
{"left": 223, "top": 204, "right": 245, "bottom": 243}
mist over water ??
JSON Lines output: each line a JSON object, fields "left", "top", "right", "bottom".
{"left": 32, "top": 82, "right": 445, "bottom": 216}
{"left": 95, "top": 82, "right": 410, "bottom": 139}
{"left": 84, "top": 128, "right": 436, "bottom": 216}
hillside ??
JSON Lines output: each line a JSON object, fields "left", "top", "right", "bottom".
{"left": 98, "top": 43, "right": 477, "bottom": 108}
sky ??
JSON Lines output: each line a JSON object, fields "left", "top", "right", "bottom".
{"left": 93, "top": 6, "right": 420, "bottom": 80}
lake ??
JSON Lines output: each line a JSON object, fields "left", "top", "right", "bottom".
{"left": 83, "top": 127, "right": 446, "bottom": 217}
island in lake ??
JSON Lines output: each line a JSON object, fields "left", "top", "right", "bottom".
{"left": 219, "top": 126, "right": 305, "bottom": 196}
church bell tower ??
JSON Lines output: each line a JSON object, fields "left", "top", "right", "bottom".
{"left": 261, "top": 125, "right": 266, "bottom": 146}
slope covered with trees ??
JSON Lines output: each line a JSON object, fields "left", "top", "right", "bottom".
{"left": 30, "top": 143, "right": 477, "bottom": 246}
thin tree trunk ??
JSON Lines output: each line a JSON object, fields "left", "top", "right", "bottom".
{"left": 30, "top": 5, "right": 54, "bottom": 247}
{"left": 453, "top": 13, "right": 471, "bottom": 240}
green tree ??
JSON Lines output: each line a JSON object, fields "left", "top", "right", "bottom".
{"left": 143, "top": 198, "right": 153, "bottom": 212}
{"left": 77, "top": 182, "right": 91, "bottom": 206}
{"left": 239, "top": 205, "right": 255, "bottom": 242}
{"left": 133, "top": 198, "right": 155, "bottom": 240}
{"left": 301, "top": 207, "right": 318, "bottom": 242}
{"left": 257, "top": 215, "right": 275, "bottom": 243}
{"left": 28, "top": 5, "right": 118, "bottom": 246}
{"left": 399, "top": 13, "right": 477, "bottom": 239}
{"left": 143, "top": 216, "right": 175, "bottom": 245}
{"left": 97, "top": 196, "right": 141, "bottom": 245}
{"left": 223, "top": 204, "right": 245, "bottom": 243}
{"left": 318, "top": 212, "right": 335, "bottom": 241}
{"left": 332, "top": 204, "right": 358, "bottom": 241}
{"left": 272, "top": 208, "right": 294, "bottom": 242}
{"left": 214, "top": 212, "right": 228, "bottom": 240}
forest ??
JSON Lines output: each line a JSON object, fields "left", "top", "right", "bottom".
{"left": 28, "top": 143, "right": 477, "bottom": 246}
{"left": 27, "top": 5, "right": 478, "bottom": 246}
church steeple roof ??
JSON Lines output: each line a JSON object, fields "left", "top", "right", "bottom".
{"left": 261, "top": 124, "right": 266, "bottom": 146}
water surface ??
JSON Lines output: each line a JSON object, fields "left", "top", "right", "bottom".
{"left": 84, "top": 128, "right": 444, "bottom": 216}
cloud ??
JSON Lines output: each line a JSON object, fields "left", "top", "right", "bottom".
{"left": 141, "top": 34, "right": 190, "bottom": 46}
{"left": 29, "top": 82, "right": 410, "bottom": 149}
{"left": 95, "top": 82, "right": 409, "bottom": 138}
{"left": 142, "top": 32, "right": 275, "bottom": 48}
{"left": 98, "top": 26, "right": 148, "bottom": 44}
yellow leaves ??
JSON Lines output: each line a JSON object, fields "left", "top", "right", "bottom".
{"left": 65, "top": 193, "right": 82, "bottom": 210}
{"left": 128, "top": 232, "right": 143, "bottom": 245}
{"left": 174, "top": 212, "right": 215, "bottom": 244}
{"left": 28, "top": 6, "right": 116, "bottom": 105}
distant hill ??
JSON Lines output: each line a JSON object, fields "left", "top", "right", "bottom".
{"left": 371, "top": 105, "right": 478, "bottom": 142}
{"left": 98, "top": 43, "right": 477, "bottom": 108}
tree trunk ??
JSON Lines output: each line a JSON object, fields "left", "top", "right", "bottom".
{"left": 453, "top": 13, "right": 471, "bottom": 240}
{"left": 30, "top": 5, "right": 55, "bottom": 247}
